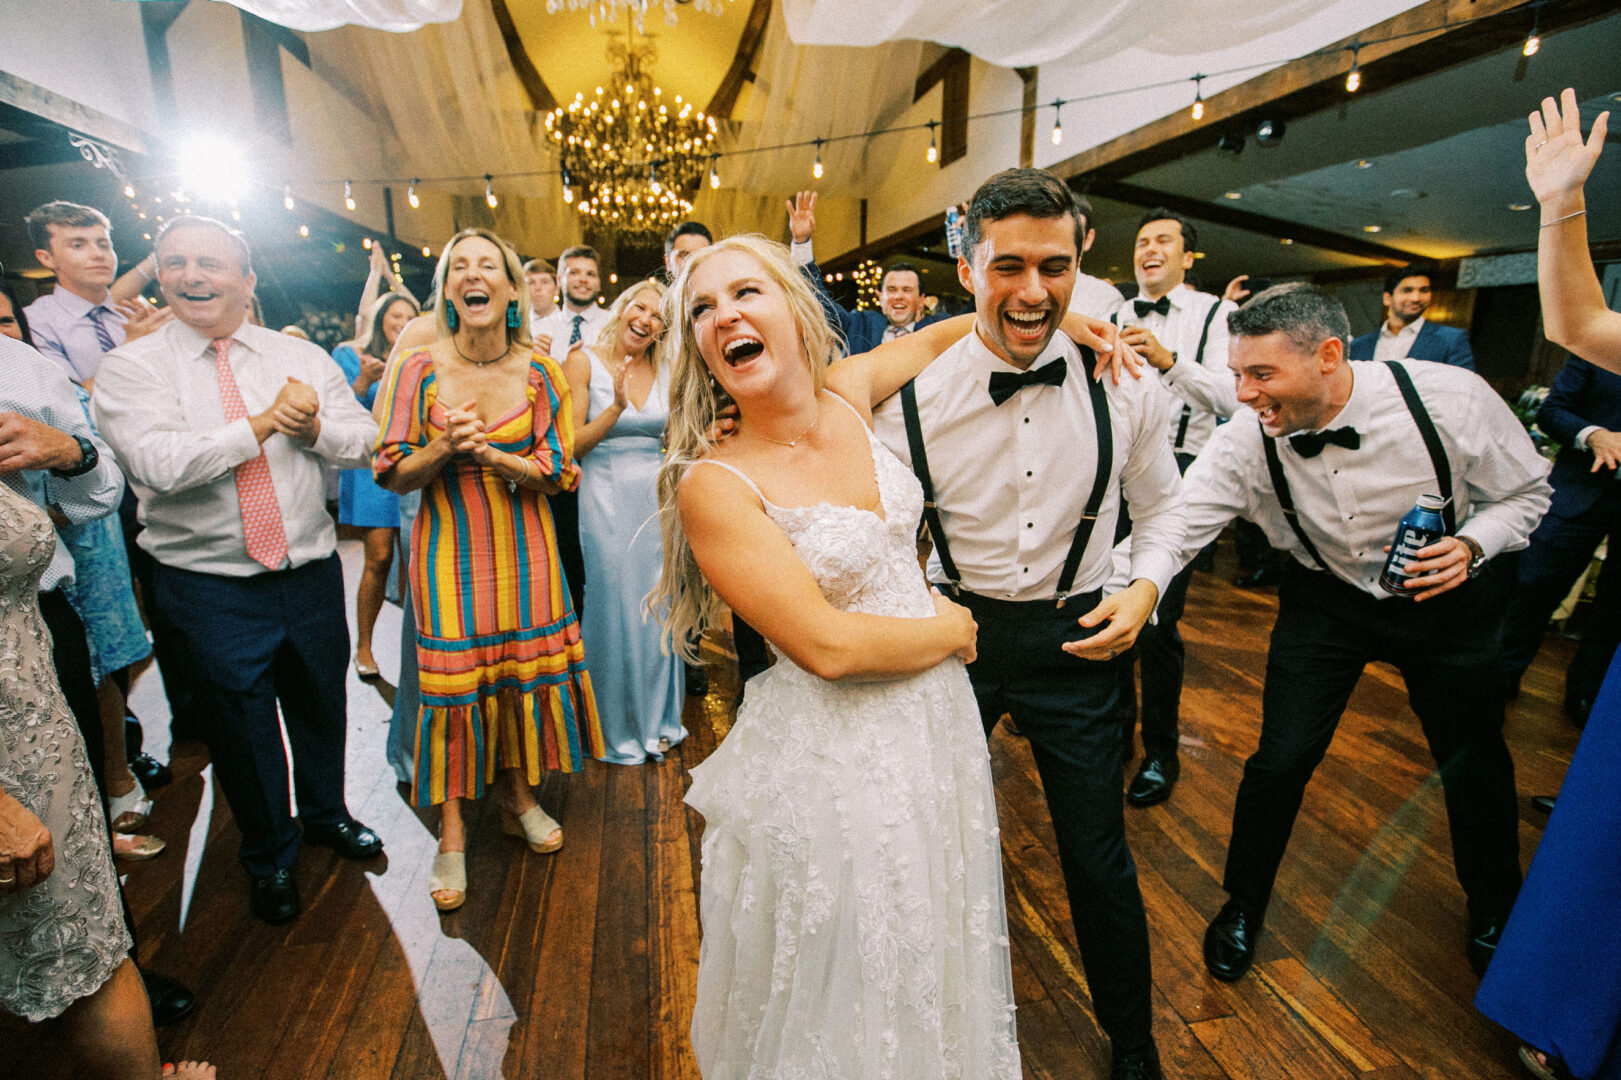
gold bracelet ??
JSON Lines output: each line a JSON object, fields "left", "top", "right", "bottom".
{"left": 1540, "top": 209, "right": 1586, "bottom": 229}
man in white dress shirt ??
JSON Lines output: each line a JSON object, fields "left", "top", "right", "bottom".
{"left": 1182, "top": 284, "right": 1550, "bottom": 984}
{"left": 870, "top": 168, "right": 1186, "bottom": 1080}
{"left": 1110, "top": 208, "right": 1240, "bottom": 809}
{"left": 94, "top": 217, "right": 385, "bottom": 925}
{"left": 523, "top": 257, "right": 558, "bottom": 348}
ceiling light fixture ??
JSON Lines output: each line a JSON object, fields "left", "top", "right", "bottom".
{"left": 1362, "top": 224, "right": 1383, "bottom": 233}
{"left": 344, "top": 179, "right": 355, "bottom": 211}
{"left": 408, "top": 180, "right": 420, "bottom": 209}
{"left": 1223, "top": 191, "right": 1242, "bottom": 200}
{"left": 1051, "top": 100, "right": 1063, "bottom": 146}
{"left": 927, "top": 121, "right": 939, "bottom": 163}
{"left": 283, "top": 185, "right": 295, "bottom": 211}
{"left": 709, "top": 154, "right": 720, "bottom": 189}
{"left": 1191, "top": 75, "right": 1205, "bottom": 121}
{"left": 813, "top": 139, "right": 824, "bottom": 179}
{"left": 1279, "top": 238, "right": 1294, "bottom": 245}
{"left": 484, "top": 174, "right": 498, "bottom": 208}
{"left": 1356, "top": 159, "right": 1374, "bottom": 168}
{"left": 1523, "top": 7, "right": 1541, "bottom": 56}
{"left": 543, "top": 0, "right": 728, "bottom": 32}
{"left": 1345, "top": 46, "right": 1362, "bottom": 93}
{"left": 1508, "top": 203, "right": 1533, "bottom": 211}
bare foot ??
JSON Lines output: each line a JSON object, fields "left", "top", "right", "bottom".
{"left": 163, "top": 1062, "right": 218, "bottom": 1079}
{"left": 354, "top": 647, "right": 379, "bottom": 677}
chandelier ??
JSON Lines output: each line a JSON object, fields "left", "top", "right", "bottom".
{"left": 546, "top": 34, "right": 718, "bottom": 234}
{"left": 545, "top": 0, "right": 728, "bottom": 32}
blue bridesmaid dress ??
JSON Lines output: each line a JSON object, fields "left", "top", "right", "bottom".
{"left": 578, "top": 351, "right": 685, "bottom": 764}
{"left": 332, "top": 344, "right": 402, "bottom": 529}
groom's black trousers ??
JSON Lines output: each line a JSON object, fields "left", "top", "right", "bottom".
{"left": 956, "top": 587, "right": 1155, "bottom": 1058}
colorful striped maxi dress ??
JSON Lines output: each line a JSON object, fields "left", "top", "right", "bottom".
{"left": 374, "top": 347, "right": 604, "bottom": 807}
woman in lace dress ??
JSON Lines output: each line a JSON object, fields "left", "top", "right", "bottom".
{"left": 0, "top": 482, "right": 215, "bottom": 1077}
{"left": 650, "top": 235, "right": 1020, "bottom": 1079}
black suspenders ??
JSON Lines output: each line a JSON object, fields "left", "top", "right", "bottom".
{"left": 1263, "top": 360, "right": 1453, "bottom": 572}
{"left": 899, "top": 351, "right": 1112, "bottom": 608}
{"left": 1115, "top": 298, "right": 1223, "bottom": 452}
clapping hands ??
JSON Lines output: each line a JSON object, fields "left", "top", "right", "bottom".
{"left": 444, "top": 398, "right": 497, "bottom": 465}
{"left": 270, "top": 377, "right": 321, "bottom": 444}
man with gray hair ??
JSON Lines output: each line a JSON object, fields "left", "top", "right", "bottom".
{"left": 1173, "top": 283, "right": 1551, "bottom": 984}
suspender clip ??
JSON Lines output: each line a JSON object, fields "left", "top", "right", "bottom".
{"left": 1055, "top": 591, "right": 1069, "bottom": 610}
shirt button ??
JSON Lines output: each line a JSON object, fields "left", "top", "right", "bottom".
{"left": 1027, "top": 522, "right": 1034, "bottom": 529}
{"left": 1022, "top": 567, "right": 1029, "bottom": 573}
{"left": 1023, "top": 417, "right": 1030, "bottom": 424}
{"left": 1026, "top": 470, "right": 1033, "bottom": 477}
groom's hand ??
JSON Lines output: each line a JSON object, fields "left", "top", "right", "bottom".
{"left": 1060, "top": 579, "right": 1158, "bottom": 660}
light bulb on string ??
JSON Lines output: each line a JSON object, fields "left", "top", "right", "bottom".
{"left": 344, "top": 180, "right": 355, "bottom": 211}
{"left": 362, "top": 237, "right": 372, "bottom": 250}
{"left": 1345, "top": 47, "right": 1361, "bottom": 93}
{"left": 1051, "top": 101, "right": 1063, "bottom": 146}
{"left": 484, "top": 174, "right": 497, "bottom": 209}
{"left": 813, "top": 139, "right": 824, "bottom": 179}
{"left": 560, "top": 167, "right": 574, "bottom": 204}
{"left": 709, "top": 155, "right": 720, "bottom": 189}
{"left": 1523, "top": 8, "right": 1541, "bottom": 56}
{"left": 927, "top": 121, "right": 938, "bottom": 164}
{"left": 407, "top": 180, "right": 420, "bottom": 209}
{"left": 649, "top": 162, "right": 662, "bottom": 195}
{"left": 123, "top": 184, "right": 136, "bottom": 199}
{"left": 422, "top": 246, "right": 431, "bottom": 257}
{"left": 283, "top": 185, "right": 295, "bottom": 211}
{"left": 1191, "top": 75, "right": 1205, "bottom": 121}
{"left": 298, "top": 224, "right": 309, "bottom": 237}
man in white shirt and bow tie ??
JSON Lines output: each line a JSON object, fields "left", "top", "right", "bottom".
{"left": 94, "top": 217, "right": 385, "bottom": 925}
{"left": 870, "top": 167, "right": 1186, "bottom": 1080}
{"left": 1178, "top": 283, "right": 1550, "bottom": 985}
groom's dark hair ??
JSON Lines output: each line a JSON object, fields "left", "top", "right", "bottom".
{"left": 961, "top": 168, "right": 1088, "bottom": 260}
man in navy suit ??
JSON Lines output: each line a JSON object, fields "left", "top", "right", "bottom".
{"left": 1347, "top": 265, "right": 1476, "bottom": 370}
{"left": 1501, "top": 353, "right": 1621, "bottom": 725}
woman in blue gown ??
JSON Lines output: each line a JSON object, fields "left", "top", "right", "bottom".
{"left": 563, "top": 279, "right": 686, "bottom": 764}
{"left": 1474, "top": 88, "right": 1621, "bottom": 1080}
{"left": 332, "top": 291, "right": 417, "bottom": 677}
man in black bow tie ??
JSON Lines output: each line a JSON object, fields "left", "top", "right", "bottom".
{"left": 1172, "top": 283, "right": 1551, "bottom": 985}
{"left": 1109, "top": 209, "right": 1242, "bottom": 810}
{"left": 870, "top": 168, "right": 1186, "bottom": 1080}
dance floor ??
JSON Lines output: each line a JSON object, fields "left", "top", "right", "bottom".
{"left": 7, "top": 536, "right": 1583, "bottom": 1078}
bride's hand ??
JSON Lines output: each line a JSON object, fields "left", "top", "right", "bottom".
{"left": 932, "top": 591, "right": 978, "bottom": 664}
{"left": 1526, "top": 88, "right": 1609, "bottom": 209}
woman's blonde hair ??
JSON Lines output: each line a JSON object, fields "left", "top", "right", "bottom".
{"left": 590, "top": 278, "right": 668, "bottom": 371}
{"left": 647, "top": 234, "right": 840, "bottom": 663}
{"left": 428, "top": 228, "right": 531, "bottom": 347}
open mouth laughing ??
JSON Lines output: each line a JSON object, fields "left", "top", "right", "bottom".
{"left": 722, "top": 334, "right": 764, "bottom": 367}
{"left": 1002, "top": 307, "right": 1052, "bottom": 347}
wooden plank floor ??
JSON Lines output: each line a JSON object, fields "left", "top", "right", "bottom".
{"left": 6, "top": 537, "right": 1583, "bottom": 1078}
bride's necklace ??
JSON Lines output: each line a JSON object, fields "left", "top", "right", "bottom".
{"left": 748, "top": 402, "right": 820, "bottom": 448}
{"left": 453, "top": 335, "right": 510, "bottom": 367}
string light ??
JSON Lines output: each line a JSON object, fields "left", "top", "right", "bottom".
{"left": 484, "top": 174, "right": 498, "bottom": 208}
{"left": 1051, "top": 101, "right": 1063, "bottom": 146}
{"left": 407, "top": 180, "right": 420, "bottom": 209}
{"left": 362, "top": 236, "right": 372, "bottom": 249}
{"left": 709, "top": 154, "right": 720, "bottom": 189}
{"left": 1523, "top": 7, "right": 1541, "bottom": 56}
{"left": 299, "top": 224, "right": 309, "bottom": 237}
{"left": 422, "top": 245, "right": 431, "bottom": 257}
{"left": 1191, "top": 75, "right": 1205, "bottom": 121}
{"left": 1345, "top": 47, "right": 1362, "bottom": 93}
{"left": 812, "top": 139, "right": 824, "bottom": 179}
{"left": 560, "top": 166, "right": 574, "bottom": 204}
{"left": 649, "top": 162, "right": 662, "bottom": 195}
{"left": 344, "top": 180, "right": 355, "bottom": 211}
{"left": 123, "top": 184, "right": 136, "bottom": 199}
{"left": 926, "top": 121, "right": 938, "bottom": 164}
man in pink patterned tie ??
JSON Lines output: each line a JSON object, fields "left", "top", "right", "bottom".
{"left": 93, "top": 217, "right": 384, "bottom": 925}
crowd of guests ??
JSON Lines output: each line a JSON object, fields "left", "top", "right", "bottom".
{"left": 0, "top": 83, "right": 1615, "bottom": 1080}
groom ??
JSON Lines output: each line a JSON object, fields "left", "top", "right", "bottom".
{"left": 869, "top": 168, "right": 1187, "bottom": 1080}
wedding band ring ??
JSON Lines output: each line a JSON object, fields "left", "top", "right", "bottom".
{"left": 0, "top": 875, "right": 14, "bottom": 885}
{"left": 1536, "top": 140, "right": 1548, "bottom": 149}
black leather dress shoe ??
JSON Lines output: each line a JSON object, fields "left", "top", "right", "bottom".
{"left": 683, "top": 661, "right": 708, "bottom": 698}
{"left": 1126, "top": 757, "right": 1178, "bottom": 807}
{"left": 140, "top": 968, "right": 197, "bottom": 1026}
{"left": 1232, "top": 565, "right": 1281, "bottom": 588}
{"left": 1467, "top": 918, "right": 1506, "bottom": 977}
{"left": 1204, "top": 900, "right": 1261, "bottom": 982}
{"left": 1565, "top": 695, "right": 1593, "bottom": 728}
{"left": 303, "top": 818, "right": 384, "bottom": 860}
{"left": 1531, "top": 795, "right": 1557, "bottom": 815}
{"left": 249, "top": 869, "right": 302, "bottom": 924}
{"left": 127, "top": 752, "right": 173, "bottom": 791}
{"left": 1110, "top": 1048, "right": 1165, "bottom": 1080}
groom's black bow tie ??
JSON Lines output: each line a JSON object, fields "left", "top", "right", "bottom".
{"left": 988, "top": 361, "right": 1068, "bottom": 406}
{"left": 1289, "top": 426, "right": 1361, "bottom": 458}
{"left": 1134, "top": 296, "right": 1172, "bottom": 319}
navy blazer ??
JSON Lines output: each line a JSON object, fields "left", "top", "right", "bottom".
{"left": 1347, "top": 320, "right": 1475, "bottom": 370}
{"left": 1536, "top": 354, "right": 1621, "bottom": 518}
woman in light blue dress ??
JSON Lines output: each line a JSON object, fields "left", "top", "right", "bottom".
{"left": 564, "top": 279, "right": 686, "bottom": 764}
{"left": 332, "top": 291, "right": 417, "bottom": 677}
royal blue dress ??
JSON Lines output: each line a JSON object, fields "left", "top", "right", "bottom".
{"left": 578, "top": 351, "right": 685, "bottom": 764}
{"left": 1476, "top": 658, "right": 1621, "bottom": 1079}
{"left": 332, "top": 344, "right": 402, "bottom": 529}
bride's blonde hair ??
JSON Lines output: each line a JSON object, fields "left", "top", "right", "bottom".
{"left": 647, "top": 234, "right": 841, "bottom": 662}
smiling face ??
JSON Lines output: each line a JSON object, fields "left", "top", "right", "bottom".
{"left": 959, "top": 212, "right": 1077, "bottom": 369}
{"left": 38, "top": 223, "right": 118, "bottom": 298}
{"left": 880, "top": 268, "right": 924, "bottom": 329}
{"left": 1230, "top": 331, "right": 1344, "bottom": 438}
{"left": 0, "top": 293, "right": 21, "bottom": 341}
{"left": 1133, "top": 218, "right": 1194, "bottom": 299}
{"left": 562, "top": 255, "right": 601, "bottom": 309}
{"left": 526, "top": 269, "right": 556, "bottom": 314}
{"left": 616, "top": 285, "right": 667, "bottom": 356}
{"left": 445, "top": 236, "right": 515, "bottom": 334}
{"left": 686, "top": 248, "right": 809, "bottom": 404}
{"left": 1384, "top": 275, "right": 1432, "bottom": 326}
{"left": 380, "top": 297, "right": 416, "bottom": 347}
{"left": 156, "top": 224, "right": 255, "bottom": 340}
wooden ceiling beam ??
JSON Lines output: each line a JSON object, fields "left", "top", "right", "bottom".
{"left": 489, "top": 0, "right": 557, "bottom": 114}
{"left": 707, "top": 0, "right": 772, "bottom": 121}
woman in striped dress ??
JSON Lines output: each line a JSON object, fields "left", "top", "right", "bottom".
{"left": 375, "top": 228, "right": 603, "bottom": 912}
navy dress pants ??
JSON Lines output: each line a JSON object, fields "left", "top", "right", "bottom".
{"left": 152, "top": 555, "right": 352, "bottom": 877}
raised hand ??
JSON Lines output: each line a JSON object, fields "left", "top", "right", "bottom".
{"left": 115, "top": 297, "right": 174, "bottom": 344}
{"left": 786, "top": 190, "right": 818, "bottom": 244}
{"left": 1526, "top": 87, "right": 1610, "bottom": 210}
{"left": 1223, "top": 275, "right": 1252, "bottom": 304}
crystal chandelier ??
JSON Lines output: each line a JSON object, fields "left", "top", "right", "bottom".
{"left": 546, "top": 34, "right": 718, "bottom": 234}
{"left": 545, "top": 0, "right": 729, "bottom": 32}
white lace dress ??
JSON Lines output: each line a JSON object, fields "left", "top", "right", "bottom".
{"left": 685, "top": 395, "right": 1020, "bottom": 1080}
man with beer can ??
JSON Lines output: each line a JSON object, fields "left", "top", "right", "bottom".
{"left": 1146, "top": 283, "right": 1551, "bottom": 984}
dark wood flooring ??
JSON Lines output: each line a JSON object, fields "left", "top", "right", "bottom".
{"left": 6, "top": 538, "right": 1584, "bottom": 1078}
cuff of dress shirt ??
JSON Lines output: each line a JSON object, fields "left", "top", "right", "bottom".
{"left": 1127, "top": 551, "right": 1178, "bottom": 609}
{"left": 1457, "top": 516, "right": 1514, "bottom": 562}
{"left": 1576, "top": 424, "right": 1600, "bottom": 451}
{"left": 222, "top": 416, "right": 262, "bottom": 466}
{"left": 789, "top": 239, "right": 814, "bottom": 267}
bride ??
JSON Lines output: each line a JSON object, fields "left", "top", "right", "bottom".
{"left": 652, "top": 234, "right": 1123, "bottom": 1077}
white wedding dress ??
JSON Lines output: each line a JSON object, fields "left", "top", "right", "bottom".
{"left": 686, "top": 394, "right": 1020, "bottom": 1080}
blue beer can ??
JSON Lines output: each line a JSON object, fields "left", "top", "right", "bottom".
{"left": 1378, "top": 493, "right": 1448, "bottom": 596}
{"left": 945, "top": 206, "right": 965, "bottom": 259}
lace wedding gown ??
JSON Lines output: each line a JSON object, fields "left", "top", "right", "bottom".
{"left": 686, "top": 395, "right": 1020, "bottom": 1079}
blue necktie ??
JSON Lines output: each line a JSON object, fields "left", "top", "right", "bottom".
{"left": 569, "top": 314, "right": 584, "bottom": 346}
{"left": 89, "top": 307, "right": 117, "bottom": 353}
